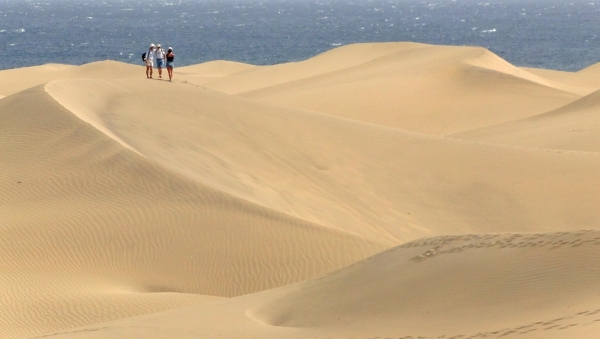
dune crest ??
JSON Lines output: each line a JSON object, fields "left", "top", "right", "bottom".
{"left": 0, "top": 60, "right": 141, "bottom": 97}
{"left": 45, "top": 80, "right": 144, "bottom": 156}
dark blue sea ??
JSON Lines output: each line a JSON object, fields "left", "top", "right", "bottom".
{"left": 1, "top": 0, "right": 600, "bottom": 71}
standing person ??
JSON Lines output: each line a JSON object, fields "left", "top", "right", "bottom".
{"left": 145, "top": 44, "right": 155, "bottom": 79}
{"left": 166, "top": 47, "right": 175, "bottom": 82}
{"left": 155, "top": 44, "right": 166, "bottom": 79}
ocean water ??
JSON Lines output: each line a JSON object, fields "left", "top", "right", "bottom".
{"left": 1, "top": 0, "right": 600, "bottom": 71}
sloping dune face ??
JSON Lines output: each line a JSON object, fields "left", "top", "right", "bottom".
{"left": 0, "top": 84, "right": 385, "bottom": 338}
{"left": 2, "top": 42, "right": 600, "bottom": 339}
{"left": 44, "top": 78, "right": 600, "bottom": 241}
{"left": 250, "top": 231, "right": 600, "bottom": 337}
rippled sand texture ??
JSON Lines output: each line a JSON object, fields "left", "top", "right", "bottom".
{"left": 1, "top": 42, "right": 599, "bottom": 339}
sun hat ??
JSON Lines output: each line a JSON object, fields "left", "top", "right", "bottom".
{"left": 150, "top": 43, "right": 155, "bottom": 47}
{"left": 168, "top": 47, "right": 173, "bottom": 51}
{"left": 157, "top": 44, "right": 161, "bottom": 47}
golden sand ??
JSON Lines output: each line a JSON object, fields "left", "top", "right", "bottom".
{"left": 1, "top": 42, "right": 599, "bottom": 339}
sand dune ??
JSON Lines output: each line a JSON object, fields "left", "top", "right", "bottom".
{"left": 0, "top": 63, "right": 75, "bottom": 96}
{"left": 251, "top": 230, "right": 600, "bottom": 337}
{"left": 44, "top": 77, "right": 600, "bottom": 241}
{"left": 452, "top": 88, "right": 600, "bottom": 152}
{"left": 2, "top": 42, "right": 600, "bottom": 339}
{"left": 37, "top": 230, "right": 600, "bottom": 339}
{"left": 0, "top": 61, "right": 141, "bottom": 97}
{"left": 189, "top": 43, "right": 591, "bottom": 134}
{"left": 193, "top": 42, "right": 427, "bottom": 93}
{"left": 0, "top": 84, "right": 384, "bottom": 338}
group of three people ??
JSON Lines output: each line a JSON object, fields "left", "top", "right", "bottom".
{"left": 145, "top": 44, "right": 175, "bottom": 81}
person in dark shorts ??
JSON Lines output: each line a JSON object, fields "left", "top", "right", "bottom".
{"left": 166, "top": 47, "right": 175, "bottom": 82}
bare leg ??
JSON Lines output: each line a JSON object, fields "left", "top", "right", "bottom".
{"left": 168, "top": 67, "right": 173, "bottom": 81}
{"left": 146, "top": 65, "right": 150, "bottom": 78}
{"left": 158, "top": 67, "right": 162, "bottom": 78}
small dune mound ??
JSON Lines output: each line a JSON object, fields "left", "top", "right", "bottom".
{"left": 249, "top": 230, "right": 600, "bottom": 338}
{"left": 453, "top": 88, "right": 600, "bottom": 152}
{"left": 0, "top": 63, "right": 75, "bottom": 96}
{"left": 41, "top": 231, "right": 600, "bottom": 339}
{"left": 0, "top": 60, "right": 140, "bottom": 97}
{"left": 62, "top": 60, "right": 142, "bottom": 78}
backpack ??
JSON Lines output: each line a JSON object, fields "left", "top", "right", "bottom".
{"left": 142, "top": 52, "right": 146, "bottom": 62}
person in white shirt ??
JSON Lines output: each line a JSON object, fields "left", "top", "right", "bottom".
{"left": 154, "top": 44, "right": 166, "bottom": 79}
{"left": 145, "top": 44, "right": 155, "bottom": 79}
